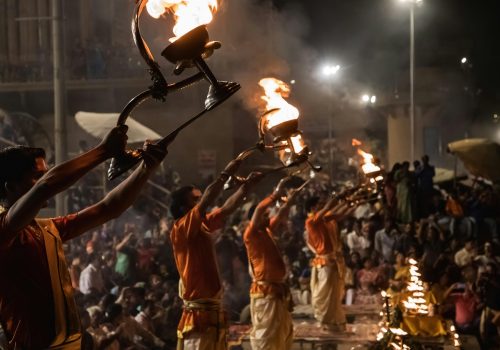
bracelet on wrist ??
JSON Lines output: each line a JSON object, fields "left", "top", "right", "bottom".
{"left": 219, "top": 171, "right": 230, "bottom": 182}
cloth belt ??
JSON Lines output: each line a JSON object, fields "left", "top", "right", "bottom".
{"left": 182, "top": 298, "right": 222, "bottom": 311}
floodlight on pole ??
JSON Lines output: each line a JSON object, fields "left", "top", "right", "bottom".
{"left": 361, "top": 94, "right": 376, "bottom": 104}
{"left": 322, "top": 64, "right": 340, "bottom": 77}
{"left": 321, "top": 63, "right": 341, "bottom": 183}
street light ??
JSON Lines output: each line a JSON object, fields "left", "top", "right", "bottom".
{"left": 361, "top": 94, "right": 376, "bottom": 104}
{"left": 399, "top": 0, "right": 422, "bottom": 162}
{"left": 461, "top": 57, "right": 467, "bottom": 64}
{"left": 321, "top": 63, "right": 341, "bottom": 182}
{"left": 322, "top": 64, "right": 340, "bottom": 77}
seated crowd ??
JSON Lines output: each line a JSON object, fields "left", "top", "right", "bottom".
{"left": 59, "top": 157, "right": 500, "bottom": 349}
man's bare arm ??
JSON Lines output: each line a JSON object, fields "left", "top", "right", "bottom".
{"left": 250, "top": 194, "right": 276, "bottom": 228}
{"left": 198, "top": 159, "right": 241, "bottom": 216}
{"left": 62, "top": 143, "right": 167, "bottom": 240}
{"left": 269, "top": 189, "right": 299, "bottom": 233}
{"left": 218, "top": 172, "right": 262, "bottom": 219}
{"left": 3, "top": 126, "right": 127, "bottom": 235}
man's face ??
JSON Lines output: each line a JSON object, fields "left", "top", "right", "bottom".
{"left": 11, "top": 157, "right": 48, "bottom": 204}
{"left": 186, "top": 188, "right": 202, "bottom": 210}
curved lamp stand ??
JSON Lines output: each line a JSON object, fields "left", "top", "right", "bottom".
{"left": 108, "top": 0, "right": 240, "bottom": 180}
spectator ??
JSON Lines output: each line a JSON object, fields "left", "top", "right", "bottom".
{"left": 346, "top": 219, "right": 371, "bottom": 257}
{"left": 454, "top": 239, "right": 477, "bottom": 268}
{"left": 374, "top": 219, "right": 397, "bottom": 263}
{"left": 79, "top": 254, "right": 106, "bottom": 295}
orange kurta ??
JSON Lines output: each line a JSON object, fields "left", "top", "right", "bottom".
{"left": 305, "top": 213, "right": 342, "bottom": 267}
{"left": 170, "top": 204, "right": 226, "bottom": 337}
{"left": 244, "top": 220, "right": 288, "bottom": 298}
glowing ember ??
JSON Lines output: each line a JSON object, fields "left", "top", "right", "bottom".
{"left": 259, "top": 78, "right": 300, "bottom": 130}
{"left": 146, "top": 0, "right": 218, "bottom": 41}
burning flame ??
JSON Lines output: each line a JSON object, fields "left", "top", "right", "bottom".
{"left": 259, "top": 78, "right": 299, "bottom": 130}
{"left": 352, "top": 138, "right": 362, "bottom": 147}
{"left": 352, "top": 138, "right": 381, "bottom": 175}
{"left": 146, "top": 0, "right": 218, "bottom": 41}
{"left": 357, "top": 149, "right": 381, "bottom": 174}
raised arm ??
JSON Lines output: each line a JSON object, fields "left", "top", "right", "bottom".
{"left": 315, "top": 196, "right": 337, "bottom": 220}
{"left": 3, "top": 126, "right": 127, "bottom": 235}
{"left": 198, "top": 158, "right": 241, "bottom": 216}
{"left": 250, "top": 193, "right": 278, "bottom": 228}
{"left": 269, "top": 187, "right": 300, "bottom": 233}
{"left": 325, "top": 201, "right": 355, "bottom": 222}
{"left": 218, "top": 172, "right": 263, "bottom": 219}
{"left": 60, "top": 142, "right": 167, "bottom": 240}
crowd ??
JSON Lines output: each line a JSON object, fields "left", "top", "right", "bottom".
{"left": 48, "top": 154, "right": 497, "bottom": 349}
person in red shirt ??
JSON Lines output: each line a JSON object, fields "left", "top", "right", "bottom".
{"left": 0, "top": 126, "right": 167, "bottom": 349}
{"left": 244, "top": 179, "right": 300, "bottom": 350}
{"left": 169, "top": 159, "right": 260, "bottom": 350}
{"left": 305, "top": 194, "right": 353, "bottom": 331}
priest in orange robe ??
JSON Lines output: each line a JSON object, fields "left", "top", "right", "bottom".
{"left": 305, "top": 195, "right": 353, "bottom": 331}
{"left": 244, "top": 180, "right": 301, "bottom": 349}
{"left": 169, "top": 159, "right": 261, "bottom": 350}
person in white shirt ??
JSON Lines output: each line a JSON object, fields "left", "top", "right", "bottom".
{"left": 374, "top": 219, "right": 397, "bottom": 263}
{"left": 346, "top": 220, "right": 370, "bottom": 258}
{"left": 454, "top": 239, "right": 476, "bottom": 268}
{"left": 79, "top": 254, "right": 106, "bottom": 295}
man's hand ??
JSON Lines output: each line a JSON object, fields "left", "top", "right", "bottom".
{"left": 142, "top": 141, "right": 167, "bottom": 169}
{"left": 100, "top": 125, "right": 128, "bottom": 158}
{"left": 274, "top": 176, "right": 290, "bottom": 197}
{"left": 243, "top": 172, "right": 263, "bottom": 190}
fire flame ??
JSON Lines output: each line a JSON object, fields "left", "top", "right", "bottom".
{"left": 352, "top": 138, "right": 381, "bottom": 174}
{"left": 352, "top": 138, "right": 362, "bottom": 147}
{"left": 146, "top": 0, "right": 218, "bottom": 41}
{"left": 259, "top": 78, "right": 299, "bottom": 130}
{"left": 357, "top": 149, "right": 381, "bottom": 174}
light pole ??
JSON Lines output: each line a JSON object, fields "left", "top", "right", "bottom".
{"left": 52, "top": 0, "right": 67, "bottom": 216}
{"left": 322, "top": 64, "right": 340, "bottom": 182}
{"left": 400, "top": 0, "right": 422, "bottom": 162}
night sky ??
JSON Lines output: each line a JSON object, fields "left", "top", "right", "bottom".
{"left": 271, "top": 0, "right": 500, "bottom": 115}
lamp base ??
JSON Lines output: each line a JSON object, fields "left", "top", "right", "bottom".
{"left": 107, "top": 150, "right": 143, "bottom": 181}
{"left": 205, "top": 81, "right": 241, "bottom": 110}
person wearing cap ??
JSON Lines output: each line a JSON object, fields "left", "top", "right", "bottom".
{"left": 0, "top": 126, "right": 167, "bottom": 349}
{"left": 169, "top": 158, "right": 261, "bottom": 350}
{"left": 243, "top": 179, "right": 300, "bottom": 350}
{"left": 305, "top": 195, "right": 354, "bottom": 331}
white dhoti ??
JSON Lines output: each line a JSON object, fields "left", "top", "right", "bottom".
{"left": 310, "top": 263, "right": 346, "bottom": 327}
{"left": 250, "top": 297, "right": 293, "bottom": 350}
{"left": 178, "top": 328, "right": 227, "bottom": 350}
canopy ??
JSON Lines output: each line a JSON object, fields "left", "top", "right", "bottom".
{"left": 447, "top": 138, "right": 500, "bottom": 182}
{"left": 75, "top": 111, "right": 161, "bottom": 144}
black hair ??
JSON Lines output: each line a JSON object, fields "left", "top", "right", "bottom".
{"left": 305, "top": 196, "right": 320, "bottom": 213}
{"left": 104, "top": 303, "right": 123, "bottom": 323}
{"left": 0, "top": 146, "right": 45, "bottom": 200}
{"left": 170, "top": 185, "right": 195, "bottom": 220}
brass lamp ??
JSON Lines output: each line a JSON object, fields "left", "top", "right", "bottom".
{"left": 107, "top": 0, "right": 240, "bottom": 180}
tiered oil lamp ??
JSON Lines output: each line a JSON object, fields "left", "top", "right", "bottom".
{"left": 108, "top": 0, "right": 240, "bottom": 180}
{"left": 223, "top": 78, "right": 320, "bottom": 189}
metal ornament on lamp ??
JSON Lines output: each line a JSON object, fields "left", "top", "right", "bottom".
{"left": 107, "top": 0, "right": 240, "bottom": 180}
{"left": 223, "top": 108, "right": 320, "bottom": 190}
